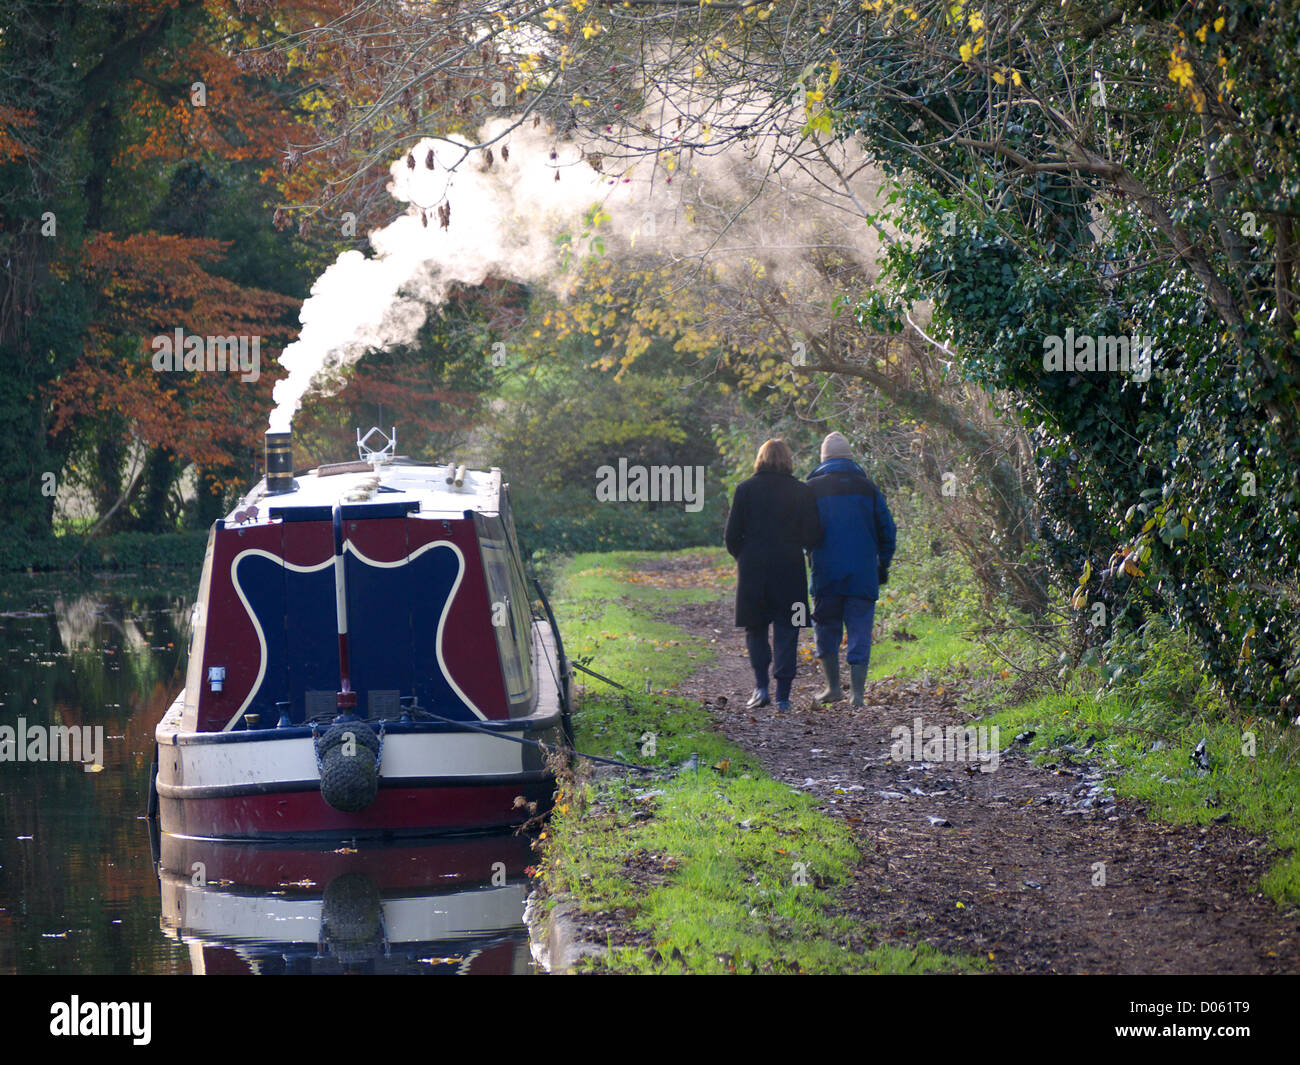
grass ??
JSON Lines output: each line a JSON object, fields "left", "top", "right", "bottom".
{"left": 538, "top": 546, "right": 979, "bottom": 973}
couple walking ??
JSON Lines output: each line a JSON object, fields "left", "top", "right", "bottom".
{"left": 724, "top": 432, "right": 897, "bottom": 711}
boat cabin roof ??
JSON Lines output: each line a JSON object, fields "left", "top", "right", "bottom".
{"left": 231, "top": 459, "right": 503, "bottom": 523}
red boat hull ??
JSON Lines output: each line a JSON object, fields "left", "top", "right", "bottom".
{"left": 158, "top": 777, "right": 556, "bottom": 840}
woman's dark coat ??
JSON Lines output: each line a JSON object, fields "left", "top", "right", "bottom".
{"left": 724, "top": 470, "right": 822, "bottom": 628}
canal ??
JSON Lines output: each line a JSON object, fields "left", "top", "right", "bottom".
{"left": 0, "top": 571, "right": 535, "bottom": 974}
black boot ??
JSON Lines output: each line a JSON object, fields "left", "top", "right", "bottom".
{"left": 849, "top": 662, "right": 868, "bottom": 707}
{"left": 814, "top": 657, "right": 842, "bottom": 703}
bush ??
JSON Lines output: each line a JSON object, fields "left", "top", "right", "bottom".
{"left": 512, "top": 484, "right": 725, "bottom": 559}
{"left": 0, "top": 529, "right": 208, "bottom": 573}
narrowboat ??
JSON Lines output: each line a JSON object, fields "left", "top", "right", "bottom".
{"left": 151, "top": 426, "right": 571, "bottom": 840}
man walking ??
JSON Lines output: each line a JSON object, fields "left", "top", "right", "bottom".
{"left": 807, "top": 432, "right": 897, "bottom": 708}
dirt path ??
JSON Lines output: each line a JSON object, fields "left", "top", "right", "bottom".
{"left": 650, "top": 557, "right": 1300, "bottom": 974}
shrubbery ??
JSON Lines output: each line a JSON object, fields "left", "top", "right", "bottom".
{"left": 0, "top": 530, "right": 208, "bottom": 573}
{"left": 512, "top": 484, "right": 724, "bottom": 559}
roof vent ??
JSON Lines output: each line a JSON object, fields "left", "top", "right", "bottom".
{"left": 357, "top": 426, "right": 396, "bottom": 464}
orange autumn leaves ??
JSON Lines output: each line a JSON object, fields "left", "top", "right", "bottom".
{"left": 50, "top": 234, "right": 297, "bottom": 477}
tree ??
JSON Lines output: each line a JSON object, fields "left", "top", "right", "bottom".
{"left": 1, "top": 0, "right": 319, "bottom": 538}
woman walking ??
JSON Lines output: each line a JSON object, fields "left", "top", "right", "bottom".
{"left": 724, "top": 439, "right": 822, "bottom": 710}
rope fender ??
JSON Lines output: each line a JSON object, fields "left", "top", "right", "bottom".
{"left": 314, "top": 721, "right": 384, "bottom": 812}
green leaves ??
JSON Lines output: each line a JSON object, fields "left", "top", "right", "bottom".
{"left": 829, "top": 1, "right": 1300, "bottom": 717}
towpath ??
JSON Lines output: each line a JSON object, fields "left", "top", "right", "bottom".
{"left": 643, "top": 553, "right": 1300, "bottom": 974}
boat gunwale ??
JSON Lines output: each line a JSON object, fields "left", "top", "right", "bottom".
{"left": 156, "top": 706, "right": 566, "bottom": 746}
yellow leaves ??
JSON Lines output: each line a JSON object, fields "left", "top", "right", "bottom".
{"left": 1214, "top": 16, "right": 1225, "bottom": 32}
{"left": 1168, "top": 51, "right": 1195, "bottom": 90}
{"left": 958, "top": 35, "right": 985, "bottom": 64}
{"left": 1168, "top": 48, "right": 1206, "bottom": 112}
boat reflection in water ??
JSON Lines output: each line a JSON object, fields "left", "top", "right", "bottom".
{"left": 156, "top": 831, "right": 536, "bottom": 974}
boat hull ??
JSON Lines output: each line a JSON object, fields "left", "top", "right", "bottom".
{"left": 154, "top": 612, "right": 570, "bottom": 840}
{"left": 156, "top": 776, "right": 558, "bottom": 840}
{"left": 155, "top": 704, "right": 566, "bottom": 840}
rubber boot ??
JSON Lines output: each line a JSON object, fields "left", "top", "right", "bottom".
{"left": 849, "top": 662, "right": 868, "bottom": 708}
{"left": 815, "top": 657, "right": 842, "bottom": 703}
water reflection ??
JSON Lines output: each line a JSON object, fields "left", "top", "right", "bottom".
{"left": 157, "top": 833, "right": 536, "bottom": 975}
{"left": 0, "top": 573, "right": 195, "bottom": 975}
{"left": 0, "top": 573, "right": 539, "bottom": 975}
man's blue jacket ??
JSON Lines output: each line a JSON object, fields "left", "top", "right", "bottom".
{"left": 806, "top": 458, "right": 897, "bottom": 601}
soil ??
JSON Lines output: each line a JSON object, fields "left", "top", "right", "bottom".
{"left": 634, "top": 553, "right": 1300, "bottom": 975}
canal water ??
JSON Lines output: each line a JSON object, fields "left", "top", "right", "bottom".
{"left": 0, "top": 571, "right": 536, "bottom": 975}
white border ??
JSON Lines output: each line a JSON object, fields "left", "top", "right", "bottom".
{"left": 224, "top": 538, "right": 483, "bottom": 730}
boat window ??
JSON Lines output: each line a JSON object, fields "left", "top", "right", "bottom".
{"left": 477, "top": 515, "right": 533, "bottom": 713}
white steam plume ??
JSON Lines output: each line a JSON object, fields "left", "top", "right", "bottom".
{"left": 269, "top": 109, "right": 886, "bottom": 432}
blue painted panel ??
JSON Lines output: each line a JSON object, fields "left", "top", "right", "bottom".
{"left": 235, "top": 554, "right": 336, "bottom": 722}
{"left": 409, "top": 544, "right": 478, "bottom": 720}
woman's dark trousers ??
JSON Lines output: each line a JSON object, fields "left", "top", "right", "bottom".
{"left": 745, "top": 619, "right": 798, "bottom": 701}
